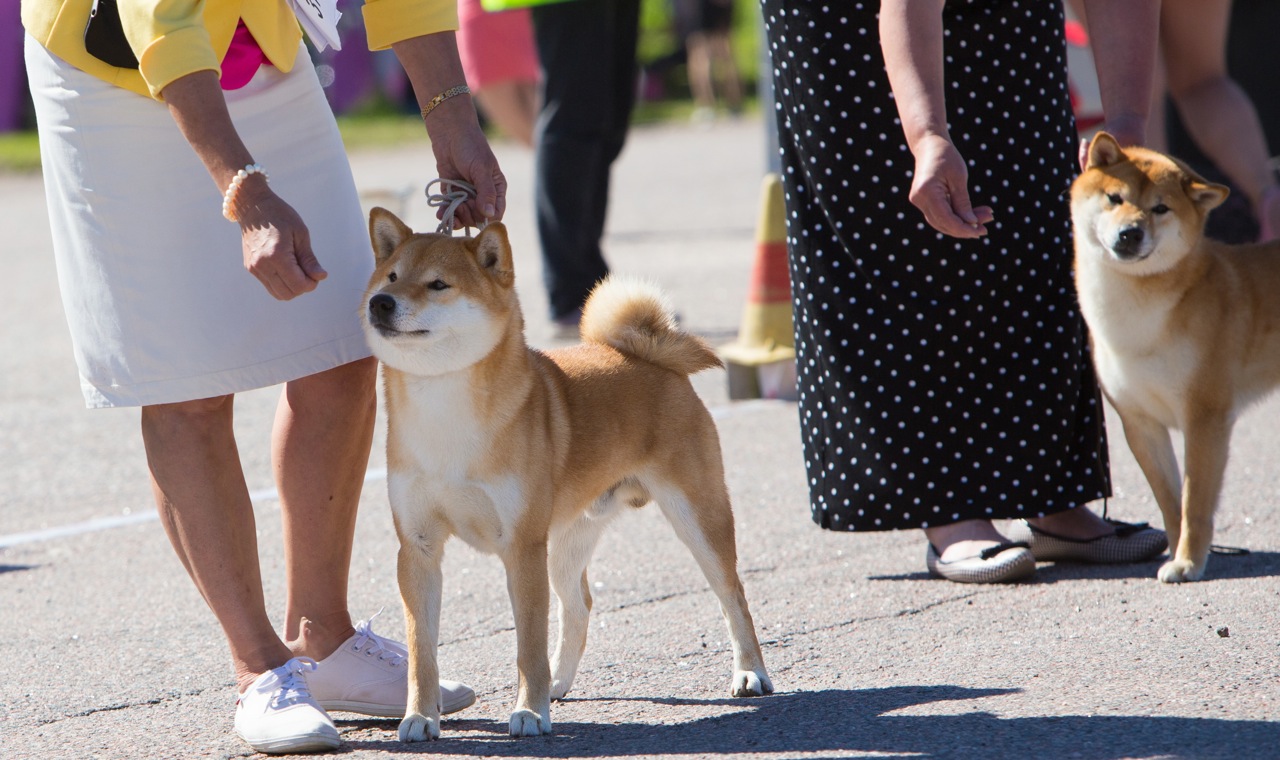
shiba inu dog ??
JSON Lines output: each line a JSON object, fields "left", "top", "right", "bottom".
{"left": 360, "top": 208, "right": 773, "bottom": 742}
{"left": 1071, "top": 131, "right": 1276, "bottom": 583}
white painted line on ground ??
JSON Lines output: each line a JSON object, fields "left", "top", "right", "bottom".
{"left": 0, "top": 400, "right": 791, "bottom": 549}
{"left": 0, "top": 468, "right": 389, "bottom": 549}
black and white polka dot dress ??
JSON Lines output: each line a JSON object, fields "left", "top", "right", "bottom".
{"left": 761, "top": 0, "right": 1111, "bottom": 531}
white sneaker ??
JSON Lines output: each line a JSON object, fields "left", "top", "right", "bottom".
{"left": 309, "top": 613, "right": 477, "bottom": 718}
{"left": 234, "top": 657, "right": 340, "bottom": 754}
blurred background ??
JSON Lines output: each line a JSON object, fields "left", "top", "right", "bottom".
{"left": 2, "top": 0, "right": 1278, "bottom": 240}
{"left": 0, "top": 0, "right": 765, "bottom": 169}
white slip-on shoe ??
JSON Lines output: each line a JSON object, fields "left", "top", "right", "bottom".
{"left": 926, "top": 541, "right": 1036, "bottom": 584}
{"left": 234, "top": 657, "right": 340, "bottom": 754}
{"left": 309, "top": 613, "right": 476, "bottom": 718}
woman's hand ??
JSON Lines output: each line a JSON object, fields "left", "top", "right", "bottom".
{"left": 428, "top": 109, "right": 508, "bottom": 229}
{"left": 908, "top": 134, "right": 995, "bottom": 239}
{"left": 1078, "top": 115, "right": 1147, "bottom": 171}
{"left": 162, "top": 70, "right": 324, "bottom": 300}
{"left": 231, "top": 179, "right": 327, "bottom": 300}
{"left": 391, "top": 33, "right": 508, "bottom": 230}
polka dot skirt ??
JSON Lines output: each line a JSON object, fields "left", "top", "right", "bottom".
{"left": 761, "top": 0, "right": 1111, "bottom": 531}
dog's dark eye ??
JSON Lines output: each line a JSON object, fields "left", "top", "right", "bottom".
{"left": 388, "top": 271, "right": 398, "bottom": 283}
{"left": 1152, "top": 203, "right": 1170, "bottom": 215}
{"left": 428, "top": 279, "right": 450, "bottom": 291}
{"left": 1107, "top": 193, "right": 1123, "bottom": 205}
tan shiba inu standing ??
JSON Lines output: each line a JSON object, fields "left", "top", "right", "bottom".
{"left": 1071, "top": 132, "right": 1280, "bottom": 583}
{"left": 360, "top": 208, "right": 773, "bottom": 742}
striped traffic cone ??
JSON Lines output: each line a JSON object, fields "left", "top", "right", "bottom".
{"left": 720, "top": 173, "right": 797, "bottom": 400}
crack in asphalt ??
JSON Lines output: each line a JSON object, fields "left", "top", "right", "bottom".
{"left": 37, "top": 687, "right": 219, "bottom": 727}
{"left": 751, "top": 589, "right": 986, "bottom": 649}
{"left": 441, "top": 566, "right": 784, "bottom": 647}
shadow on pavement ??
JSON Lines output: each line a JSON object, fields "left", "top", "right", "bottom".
{"left": 1036, "top": 549, "right": 1280, "bottom": 584}
{"left": 867, "top": 550, "right": 1280, "bottom": 584}
{"left": 336, "top": 686, "right": 1272, "bottom": 758}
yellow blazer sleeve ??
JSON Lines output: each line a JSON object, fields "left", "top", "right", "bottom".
{"left": 361, "top": 0, "right": 459, "bottom": 51}
{"left": 119, "top": 0, "right": 220, "bottom": 98}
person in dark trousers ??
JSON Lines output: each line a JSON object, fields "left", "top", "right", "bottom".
{"left": 530, "top": 0, "right": 642, "bottom": 337}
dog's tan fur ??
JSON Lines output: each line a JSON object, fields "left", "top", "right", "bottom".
{"left": 360, "top": 209, "right": 772, "bottom": 742}
{"left": 1071, "top": 132, "right": 1280, "bottom": 582}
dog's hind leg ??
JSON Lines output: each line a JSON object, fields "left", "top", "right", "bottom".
{"left": 646, "top": 474, "right": 772, "bottom": 698}
{"left": 547, "top": 509, "right": 614, "bottom": 701}
{"left": 1117, "top": 408, "right": 1183, "bottom": 570}
{"left": 1161, "top": 410, "right": 1232, "bottom": 582}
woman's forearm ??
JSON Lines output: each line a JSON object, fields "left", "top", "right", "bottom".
{"left": 161, "top": 69, "right": 257, "bottom": 194}
{"left": 1080, "top": 0, "right": 1160, "bottom": 144}
{"left": 880, "top": 0, "right": 949, "bottom": 154}
{"left": 392, "top": 32, "right": 480, "bottom": 139}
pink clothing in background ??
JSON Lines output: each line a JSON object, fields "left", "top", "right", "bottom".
{"left": 221, "top": 21, "right": 271, "bottom": 90}
{"left": 456, "top": 0, "right": 539, "bottom": 90}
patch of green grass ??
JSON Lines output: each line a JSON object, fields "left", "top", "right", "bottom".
{"left": 0, "top": 131, "right": 42, "bottom": 173}
{"left": 335, "top": 101, "right": 428, "bottom": 150}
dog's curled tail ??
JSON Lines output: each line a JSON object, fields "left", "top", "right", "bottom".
{"left": 579, "top": 276, "right": 723, "bottom": 376}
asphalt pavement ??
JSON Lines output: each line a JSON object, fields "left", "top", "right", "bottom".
{"left": 2, "top": 115, "right": 1278, "bottom": 760}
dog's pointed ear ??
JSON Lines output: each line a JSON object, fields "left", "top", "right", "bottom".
{"left": 369, "top": 207, "right": 414, "bottom": 264}
{"left": 1188, "top": 180, "right": 1230, "bottom": 213}
{"left": 1086, "top": 132, "right": 1126, "bottom": 170}
{"left": 471, "top": 223, "right": 515, "bottom": 286}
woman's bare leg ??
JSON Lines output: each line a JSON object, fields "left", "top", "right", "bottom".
{"left": 141, "top": 395, "right": 290, "bottom": 693}
{"left": 275, "top": 357, "right": 379, "bottom": 660}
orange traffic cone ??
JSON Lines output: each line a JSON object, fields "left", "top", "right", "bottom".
{"left": 720, "top": 173, "right": 797, "bottom": 400}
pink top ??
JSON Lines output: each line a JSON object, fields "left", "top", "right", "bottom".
{"left": 220, "top": 21, "right": 271, "bottom": 90}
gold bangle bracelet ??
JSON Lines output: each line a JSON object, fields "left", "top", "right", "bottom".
{"left": 420, "top": 85, "right": 472, "bottom": 120}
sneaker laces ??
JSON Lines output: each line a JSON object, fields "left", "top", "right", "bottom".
{"left": 265, "top": 657, "right": 318, "bottom": 709}
{"left": 350, "top": 610, "right": 407, "bottom": 667}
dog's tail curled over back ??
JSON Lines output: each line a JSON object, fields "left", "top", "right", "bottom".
{"left": 579, "top": 276, "right": 723, "bottom": 376}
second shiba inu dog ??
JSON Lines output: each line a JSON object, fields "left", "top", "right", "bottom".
{"left": 1071, "top": 131, "right": 1277, "bottom": 583}
{"left": 360, "top": 208, "right": 773, "bottom": 742}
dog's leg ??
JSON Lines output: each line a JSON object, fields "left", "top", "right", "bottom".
{"left": 1117, "top": 409, "right": 1183, "bottom": 560}
{"left": 650, "top": 480, "right": 772, "bottom": 698}
{"left": 503, "top": 537, "right": 553, "bottom": 736}
{"left": 1161, "top": 411, "right": 1231, "bottom": 582}
{"left": 548, "top": 514, "right": 610, "bottom": 701}
{"left": 396, "top": 522, "right": 448, "bottom": 742}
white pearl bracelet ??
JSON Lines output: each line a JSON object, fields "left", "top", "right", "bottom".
{"left": 221, "top": 163, "right": 269, "bottom": 222}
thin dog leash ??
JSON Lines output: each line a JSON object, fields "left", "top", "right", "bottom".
{"left": 425, "top": 178, "right": 488, "bottom": 236}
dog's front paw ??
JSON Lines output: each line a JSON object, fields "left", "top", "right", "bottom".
{"left": 399, "top": 713, "right": 441, "bottom": 743}
{"left": 509, "top": 708, "right": 552, "bottom": 737}
{"left": 1158, "top": 558, "right": 1207, "bottom": 583}
{"left": 550, "top": 678, "right": 572, "bottom": 701}
{"left": 731, "top": 669, "right": 774, "bottom": 697}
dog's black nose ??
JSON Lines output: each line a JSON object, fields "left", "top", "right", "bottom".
{"left": 368, "top": 293, "right": 396, "bottom": 324}
{"left": 1114, "top": 227, "right": 1145, "bottom": 259}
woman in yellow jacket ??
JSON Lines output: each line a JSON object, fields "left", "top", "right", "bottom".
{"left": 23, "top": 1, "right": 506, "bottom": 753}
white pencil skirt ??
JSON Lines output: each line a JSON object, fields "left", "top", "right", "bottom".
{"left": 26, "top": 36, "right": 376, "bottom": 408}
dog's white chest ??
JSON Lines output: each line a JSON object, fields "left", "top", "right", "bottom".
{"left": 1078, "top": 265, "right": 1197, "bottom": 427}
{"left": 386, "top": 375, "right": 527, "bottom": 554}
